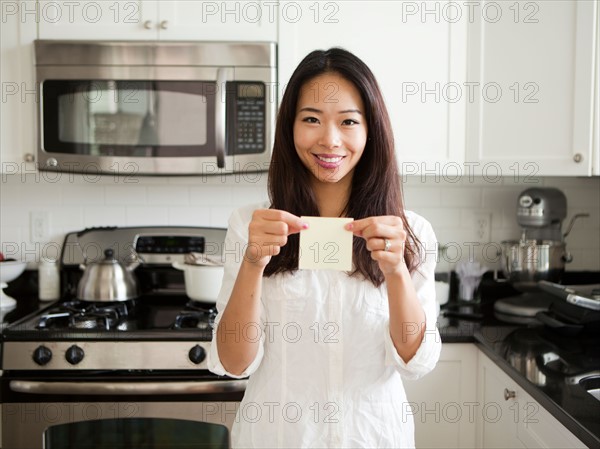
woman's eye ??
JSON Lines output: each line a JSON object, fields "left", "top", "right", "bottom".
{"left": 342, "top": 119, "right": 359, "bottom": 126}
{"left": 302, "top": 117, "right": 319, "bottom": 124}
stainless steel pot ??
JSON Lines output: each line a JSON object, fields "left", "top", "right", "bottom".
{"left": 77, "top": 249, "right": 140, "bottom": 302}
{"left": 500, "top": 240, "right": 572, "bottom": 292}
{"left": 502, "top": 329, "right": 560, "bottom": 387}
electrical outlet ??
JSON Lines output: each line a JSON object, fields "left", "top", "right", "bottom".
{"left": 473, "top": 212, "right": 491, "bottom": 243}
{"left": 30, "top": 211, "right": 50, "bottom": 242}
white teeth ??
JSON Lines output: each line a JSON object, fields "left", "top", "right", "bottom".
{"left": 316, "top": 156, "right": 343, "bottom": 163}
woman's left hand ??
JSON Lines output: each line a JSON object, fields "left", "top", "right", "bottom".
{"left": 346, "top": 216, "right": 407, "bottom": 277}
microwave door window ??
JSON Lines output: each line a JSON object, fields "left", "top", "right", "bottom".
{"left": 138, "top": 86, "right": 158, "bottom": 152}
{"left": 44, "top": 80, "right": 217, "bottom": 158}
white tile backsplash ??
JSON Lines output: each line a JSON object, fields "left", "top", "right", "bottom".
{"left": 126, "top": 207, "right": 170, "bottom": 227}
{"left": 83, "top": 206, "right": 126, "bottom": 227}
{"left": 411, "top": 208, "right": 461, "bottom": 228}
{"left": 1, "top": 174, "right": 598, "bottom": 271}
{"left": 61, "top": 184, "right": 105, "bottom": 205}
{"left": 440, "top": 187, "right": 483, "bottom": 208}
{"left": 168, "top": 206, "right": 212, "bottom": 227}
{"left": 403, "top": 187, "right": 440, "bottom": 207}
{"left": 146, "top": 186, "right": 190, "bottom": 205}
{"left": 189, "top": 186, "right": 233, "bottom": 206}
{"left": 105, "top": 186, "right": 148, "bottom": 206}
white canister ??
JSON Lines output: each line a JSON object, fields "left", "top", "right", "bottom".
{"left": 435, "top": 281, "right": 450, "bottom": 306}
{"left": 38, "top": 259, "right": 60, "bottom": 301}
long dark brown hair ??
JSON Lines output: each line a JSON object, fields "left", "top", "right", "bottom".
{"left": 265, "top": 48, "right": 421, "bottom": 286}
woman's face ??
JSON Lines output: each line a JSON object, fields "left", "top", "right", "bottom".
{"left": 293, "top": 72, "right": 368, "bottom": 186}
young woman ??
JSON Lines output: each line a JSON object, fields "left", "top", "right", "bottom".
{"left": 208, "top": 48, "right": 441, "bottom": 448}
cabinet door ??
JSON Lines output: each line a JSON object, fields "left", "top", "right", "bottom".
{"left": 278, "top": 1, "right": 467, "bottom": 171}
{"left": 38, "top": 0, "right": 156, "bottom": 40}
{"left": 158, "top": 1, "right": 277, "bottom": 41}
{"left": 403, "top": 344, "right": 478, "bottom": 448}
{"left": 466, "top": 0, "right": 596, "bottom": 176}
{"left": 1, "top": 0, "right": 37, "bottom": 172}
{"left": 515, "top": 395, "right": 587, "bottom": 449}
{"left": 478, "top": 353, "right": 524, "bottom": 448}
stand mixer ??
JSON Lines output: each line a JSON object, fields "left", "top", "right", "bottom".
{"left": 494, "top": 187, "right": 588, "bottom": 323}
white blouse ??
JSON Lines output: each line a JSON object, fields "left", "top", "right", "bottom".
{"left": 208, "top": 202, "right": 442, "bottom": 449}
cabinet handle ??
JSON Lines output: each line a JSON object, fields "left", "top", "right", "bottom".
{"left": 504, "top": 388, "right": 516, "bottom": 401}
{"left": 143, "top": 20, "right": 153, "bottom": 29}
{"left": 159, "top": 20, "right": 168, "bottom": 30}
{"left": 573, "top": 153, "right": 583, "bottom": 163}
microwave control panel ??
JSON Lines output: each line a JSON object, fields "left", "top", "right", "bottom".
{"left": 228, "top": 82, "right": 266, "bottom": 155}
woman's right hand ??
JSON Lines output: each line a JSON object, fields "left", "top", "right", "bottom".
{"left": 244, "top": 209, "right": 308, "bottom": 268}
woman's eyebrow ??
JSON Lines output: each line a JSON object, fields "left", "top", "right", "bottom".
{"left": 297, "top": 107, "right": 363, "bottom": 115}
{"left": 339, "top": 109, "right": 363, "bottom": 115}
{"left": 298, "top": 107, "right": 322, "bottom": 114}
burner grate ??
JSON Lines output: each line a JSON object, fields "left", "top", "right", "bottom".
{"left": 36, "top": 300, "right": 134, "bottom": 331}
{"left": 172, "top": 301, "right": 217, "bottom": 330}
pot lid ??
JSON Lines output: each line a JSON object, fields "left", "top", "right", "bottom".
{"left": 97, "top": 248, "right": 119, "bottom": 264}
{"left": 184, "top": 252, "right": 224, "bottom": 267}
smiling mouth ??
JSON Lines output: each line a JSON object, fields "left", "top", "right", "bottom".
{"left": 314, "top": 154, "right": 345, "bottom": 163}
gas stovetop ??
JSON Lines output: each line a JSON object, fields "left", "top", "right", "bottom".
{"left": 3, "top": 296, "right": 216, "bottom": 341}
{"left": 2, "top": 296, "right": 219, "bottom": 371}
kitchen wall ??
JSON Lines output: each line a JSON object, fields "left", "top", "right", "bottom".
{"left": 1, "top": 172, "right": 598, "bottom": 273}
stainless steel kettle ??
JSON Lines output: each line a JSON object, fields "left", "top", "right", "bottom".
{"left": 77, "top": 248, "right": 140, "bottom": 302}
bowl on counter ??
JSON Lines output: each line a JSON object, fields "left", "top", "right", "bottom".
{"left": 0, "top": 260, "right": 27, "bottom": 283}
{"left": 0, "top": 260, "right": 27, "bottom": 309}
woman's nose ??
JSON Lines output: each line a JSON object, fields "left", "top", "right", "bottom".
{"left": 318, "top": 125, "right": 342, "bottom": 149}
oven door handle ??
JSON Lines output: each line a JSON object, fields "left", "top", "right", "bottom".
{"left": 9, "top": 379, "right": 247, "bottom": 395}
{"left": 215, "top": 67, "right": 233, "bottom": 169}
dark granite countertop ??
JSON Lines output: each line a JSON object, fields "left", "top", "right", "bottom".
{"left": 436, "top": 272, "right": 600, "bottom": 448}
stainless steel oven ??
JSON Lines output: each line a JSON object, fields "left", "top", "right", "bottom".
{"left": 1, "top": 226, "right": 245, "bottom": 449}
{"left": 2, "top": 378, "right": 244, "bottom": 449}
{"left": 35, "top": 40, "right": 277, "bottom": 176}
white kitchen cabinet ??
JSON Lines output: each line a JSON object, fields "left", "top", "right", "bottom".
{"left": 157, "top": 1, "right": 276, "bottom": 42}
{"left": 37, "top": 0, "right": 151, "bottom": 40}
{"left": 0, "top": 1, "right": 38, "bottom": 172}
{"left": 466, "top": 0, "right": 597, "bottom": 177}
{"left": 477, "top": 351, "right": 586, "bottom": 449}
{"left": 403, "top": 343, "right": 478, "bottom": 448}
{"left": 278, "top": 1, "right": 467, "bottom": 172}
{"left": 37, "top": 1, "right": 276, "bottom": 41}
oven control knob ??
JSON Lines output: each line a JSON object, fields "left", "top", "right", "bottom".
{"left": 188, "top": 345, "right": 206, "bottom": 364}
{"left": 66, "top": 345, "right": 85, "bottom": 365}
{"left": 32, "top": 345, "right": 52, "bottom": 366}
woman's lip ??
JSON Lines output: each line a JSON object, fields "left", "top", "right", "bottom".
{"left": 315, "top": 153, "right": 345, "bottom": 158}
{"left": 312, "top": 154, "right": 345, "bottom": 169}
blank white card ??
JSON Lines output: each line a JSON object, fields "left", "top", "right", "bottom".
{"left": 298, "top": 216, "right": 354, "bottom": 271}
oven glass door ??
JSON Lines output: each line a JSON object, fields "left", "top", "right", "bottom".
{"left": 44, "top": 417, "right": 229, "bottom": 449}
{"left": 42, "top": 80, "right": 217, "bottom": 158}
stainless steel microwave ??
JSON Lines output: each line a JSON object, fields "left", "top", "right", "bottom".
{"left": 34, "top": 40, "right": 276, "bottom": 176}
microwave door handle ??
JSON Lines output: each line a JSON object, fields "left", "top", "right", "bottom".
{"left": 215, "top": 67, "right": 233, "bottom": 169}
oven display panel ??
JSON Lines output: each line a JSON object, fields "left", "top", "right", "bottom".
{"left": 136, "top": 236, "right": 205, "bottom": 254}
